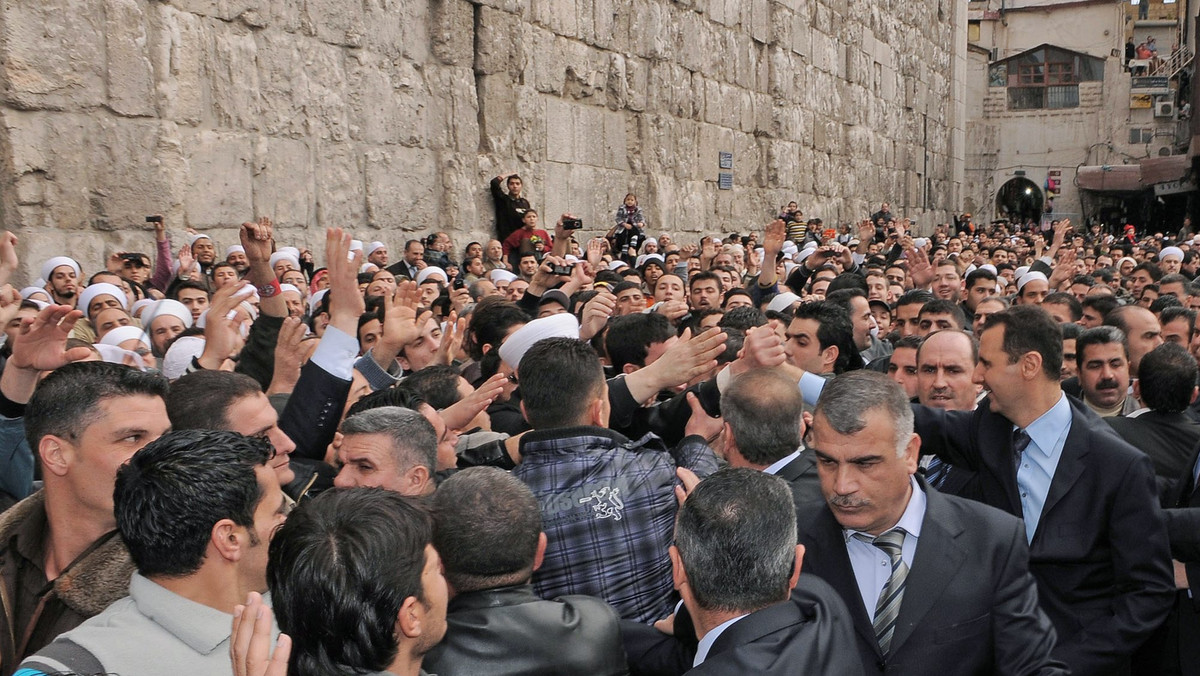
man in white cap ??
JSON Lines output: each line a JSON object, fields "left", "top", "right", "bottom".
{"left": 1159, "top": 246, "right": 1184, "bottom": 276}
{"left": 503, "top": 327, "right": 720, "bottom": 623}
{"left": 269, "top": 251, "right": 300, "bottom": 280}
{"left": 367, "top": 242, "right": 389, "bottom": 268}
{"left": 77, "top": 283, "right": 128, "bottom": 323}
{"left": 1015, "top": 271, "right": 1050, "bottom": 305}
{"left": 40, "top": 257, "right": 81, "bottom": 307}
{"left": 489, "top": 269, "right": 516, "bottom": 296}
{"left": 143, "top": 299, "right": 193, "bottom": 357}
{"left": 225, "top": 245, "right": 249, "bottom": 273}
{"left": 188, "top": 233, "right": 217, "bottom": 273}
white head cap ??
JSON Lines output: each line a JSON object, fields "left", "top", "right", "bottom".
{"left": 497, "top": 313, "right": 581, "bottom": 370}
{"left": 1160, "top": 246, "right": 1184, "bottom": 261}
{"left": 162, "top": 336, "right": 208, "bottom": 381}
{"left": 1017, "top": 271, "right": 1049, "bottom": 291}
{"left": 416, "top": 267, "right": 448, "bottom": 285}
{"left": 367, "top": 241, "right": 386, "bottom": 255}
{"left": 77, "top": 283, "right": 129, "bottom": 315}
{"left": 767, "top": 292, "right": 802, "bottom": 314}
{"left": 187, "top": 233, "right": 211, "bottom": 246}
{"left": 225, "top": 245, "right": 246, "bottom": 258}
{"left": 489, "top": 269, "right": 517, "bottom": 284}
{"left": 39, "top": 257, "right": 81, "bottom": 283}
{"left": 144, "top": 299, "right": 194, "bottom": 330}
{"left": 99, "top": 325, "right": 152, "bottom": 350}
{"left": 269, "top": 252, "right": 300, "bottom": 272}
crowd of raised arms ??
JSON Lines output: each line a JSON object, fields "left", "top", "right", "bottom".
{"left": 0, "top": 173, "right": 1197, "bottom": 676}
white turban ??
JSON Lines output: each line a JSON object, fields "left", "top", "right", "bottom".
{"left": 643, "top": 238, "right": 658, "bottom": 247}
{"left": 608, "top": 260, "right": 628, "bottom": 271}
{"left": 225, "top": 245, "right": 245, "bottom": 258}
{"left": 367, "top": 241, "right": 386, "bottom": 255}
{"left": 498, "top": 313, "right": 580, "bottom": 370}
{"left": 78, "top": 283, "right": 129, "bottom": 315}
{"left": 1017, "top": 271, "right": 1048, "bottom": 291}
{"left": 39, "top": 257, "right": 80, "bottom": 283}
{"left": 280, "top": 283, "right": 302, "bottom": 296}
{"left": 144, "top": 299, "right": 193, "bottom": 330}
{"left": 767, "top": 292, "right": 802, "bottom": 314}
{"left": 308, "top": 288, "right": 329, "bottom": 315}
{"left": 93, "top": 344, "right": 129, "bottom": 365}
{"left": 99, "top": 325, "right": 151, "bottom": 350}
{"left": 19, "top": 287, "right": 50, "bottom": 302}
{"left": 269, "top": 252, "right": 300, "bottom": 272}
{"left": 489, "top": 269, "right": 517, "bottom": 283}
{"left": 1160, "top": 246, "right": 1184, "bottom": 261}
{"left": 130, "top": 298, "right": 156, "bottom": 319}
{"left": 162, "top": 336, "right": 208, "bottom": 381}
{"left": 187, "top": 233, "right": 211, "bottom": 246}
{"left": 350, "top": 240, "right": 364, "bottom": 252}
{"left": 416, "top": 267, "right": 448, "bottom": 285}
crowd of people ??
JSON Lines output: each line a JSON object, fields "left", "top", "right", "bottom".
{"left": 0, "top": 177, "right": 1198, "bottom": 676}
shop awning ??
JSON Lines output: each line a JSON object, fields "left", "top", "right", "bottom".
{"left": 1139, "top": 154, "right": 1191, "bottom": 185}
{"left": 1076, "top": 164, "right": 1143, "bottom": 192}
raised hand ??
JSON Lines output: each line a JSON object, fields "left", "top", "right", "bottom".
{"left": 240, "top": 218, "right": 275, "bottom": 264}
{"left": 231, "top": 592, "right": 291, "bottom": 676}
{"left": 435, "top": 312, "right": 466, "bottom": 366}
{"left": 177, "top": 244, "right": 196, "bottom": 279}
{"left": 907, "top": 243, "right": 934, "bottom": 288}
{"left": 8, "top": 305, "right": 92, "bottom": 371}
{"left": 198, "top": 281, "right": 255, "bottom": 370}
{"left": 763, "top": 219, "right": 787, "bottom": 255}
{"left": 440, "top": 372, "right": 507, "bottom": 431}
{"left": 325, "top": 227, "right": 365, "bottom": 334}
{"left": 267, "top": 317, "right": 308, "bottom": 395}
{"left": 579, "top": 290, "right": 616, "bottom": 341}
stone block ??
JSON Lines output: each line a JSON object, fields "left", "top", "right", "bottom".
{"left": 209, "top": 24, "right": 261, "bottom": 130}
{"left": 314, "top": 142, "right": 365, "bottom": 228}
{"left": 251, "top": 136, "right": 314, "bottom": 227}
{"left": 181, "top": 129, "right": 254, "bottom": 226}
{"left": 153, "top": 4, "right": 207, "bottom": 126}
{"left": 105, "top": 0, "right": 156, "bottom": 117}
{"left": 1, "top": 0, "right": 106, "bottom": 111}
{"left": 364, "top": 147, "right": 439, "bottom": 229}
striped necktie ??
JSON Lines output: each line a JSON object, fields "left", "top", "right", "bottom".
{"left": 856, "top": 529, "right": 908, "bottom": 657}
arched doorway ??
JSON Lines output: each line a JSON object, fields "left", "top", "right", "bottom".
{"left": 995, "top": 177, "right": 1044, "bottom": 224}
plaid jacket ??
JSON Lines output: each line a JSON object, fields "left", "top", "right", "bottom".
{"left": 515, "top": 426, "right": 718, "bottom": 623}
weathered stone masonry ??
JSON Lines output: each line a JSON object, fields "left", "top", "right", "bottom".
{"left": 0, "top": 0, "right": 963, "bottom": 280}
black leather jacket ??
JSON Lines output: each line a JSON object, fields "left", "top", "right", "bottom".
{"left": 423, "top": 584, "right": 628, "bottom": 676}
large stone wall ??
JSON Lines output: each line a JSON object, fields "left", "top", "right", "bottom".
{"left": 0, "top": 0, "right": 962, "bottom": 280}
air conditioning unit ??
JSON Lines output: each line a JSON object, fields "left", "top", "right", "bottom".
{"left": 1155, "top": 100, "right": 1176, "bottom": 118}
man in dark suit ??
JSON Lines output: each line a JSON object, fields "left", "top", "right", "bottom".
{"left": 910, "top": 305, "right": 1174, "bottom": 674}
{"left": 801, "top": 371, "right": 1066, "bottom": 676}
{"left": 736, "top": 305, "right": 1174, "bottom": 674}
{"left": 671, "top": 468, "right": 862, "bottom": 675}
{"left": 1107, "top": 342, "right": 1200, "bottom": 485}
{"left": 1144, "top": 438, "right": 1200, "bottom": 676}
{"left": 387, "top": 239, "right": 426, "bottom": 280}
{"left": 718, "top": 369, "right": 821, "bottom": 508}
{"left": 424, "top": 467, "right": 627, "bottom": 676}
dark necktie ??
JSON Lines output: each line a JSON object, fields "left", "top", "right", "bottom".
{"left": 1013, "top": 428, "right": 1031, "bottom": 470}
{"left": 855, "top": 529, "right": 908, "bottom": 657}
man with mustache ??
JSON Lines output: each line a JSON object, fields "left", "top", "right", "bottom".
{"left": 1076, "top": 326, "right": 1139, "bottom": 417}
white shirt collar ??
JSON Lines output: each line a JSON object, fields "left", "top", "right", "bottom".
{"left": 762, "top": 449, "right": 803, "bottom": 476}
{"left": 693, "top": 613, "right": 749, "bottom": 667}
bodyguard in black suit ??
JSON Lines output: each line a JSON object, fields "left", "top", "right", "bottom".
{"left": 910, "top": 306, "right": 1173, "bottom": 674}
{"left": 718, "top": 369, "right": 822, "bottom": 509}
{"left": 1105, "top": 343, "right": 1200, "bottom": 488}
{"left": 803, "top": 371, "right": 1066, "bottom": 676}
{"left": 669, "top": 468, "right": 862, "bottom": 675}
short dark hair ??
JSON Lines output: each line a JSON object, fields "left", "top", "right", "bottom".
{"left": 1160, "top": 273, "right": 1190, "bottom": 291}
{"left": 1138, "top": 342, "right": 1198, "bottom": 412}
{"left": 980, "top": 305, "right": 1063, "bottom": 380}
{"left": 269, "top": 488, "right": 432, "bottom": 676}
{"left": 166, "top": 370, "right": 263, "bottom": 431}
{"left": 405, "top": 239, "right": 423, "bottom": 251}
{"left": 718, "top": 306, "right": 767, "bottom": 331}
{"left": 722, "top": 288, "right": 752, "bottom": 308}
{"left": 721, "top": 370, "right": 804, "bottom": 466}
{"left": 1060, "top": 322, "right": 1082, "bottom": 340}
{"left": 611, "top": 281, "right": 642, "bottom": 297}
{"left": 826, "top": 273, "right": 869, "bottom": 295}
{"left": 792, "top": 301, "right": 862, "bottom": 374}
{"left": 465, "top": 302, "right": 529, "bottom": 361}
{"left": 825, "top": 287, "right": 867, "bottom": 315}
{"left": 894, "top": 289, "right": 935, "bottom": 311}
{"left": 674, "top": 468, "right": 796, "bottom": 613}
{"left": 170, "top": 279, "right": 210, "bottom": 300}
{"left": 26, "top": 362, "right": 168, "bottom": 453}
{"left": 1150, "top": 294, "right": 1183, "bottom": 313}
{"left": 1042, "top": 292, "right": 1083, "bottom": 322}
{"left": 965, "top": 269, "right": 998, "bottom": 289}
{"left": 432, "top": 467, "right": 542, "bottom": 592}
{"left": 400, "top": 365, "right": 464, "bottom": 410}
{"left": 519, "top": 338, "right": 604, "bottom": 429}
{"left": 688, "top": 271, "right": 723, "bottom": 293}
{"left": 115, "top": 430, "right": 272, "bottom": 577}
{"left": 605, "top": 313, "right": 674, "bottom": 372}
{"left": 918, "top": 299, "right": 967, "bottom": 329}
{"left": 1160, "top": 306, "right": 1196, "bottom": 337}
{"left": 1081, "top": 294, "right": 1119, "bottom": 320}
{"left": 1132, "top": 262, "right": 1163, "bottom": 281}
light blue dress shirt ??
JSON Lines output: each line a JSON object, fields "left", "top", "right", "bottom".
{"left": 763, "top": 449, "right": 802, "bottom": 476}
{"left": 693, "top": 613, "right": 749, "bottom": 667}
{"left": 843, "top": 477, "right": 927, "bottom": 618}
{"left": 1015, "top": 392, "right": 1071, "bottom": 543}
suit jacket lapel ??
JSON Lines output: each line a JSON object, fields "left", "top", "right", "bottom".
{"left": 1032, "top": 411, "right": 1087, "bottom": 544}
{"left": 776, "top": 452, "right": 815, "bottom": 483}
{"left": 804, "top": 509, "right": 881, "bottom": 655}
{"left": 889, "top": 486, "right": 966, "bottom": 654}
{"left": 980, "top": 410, "right": 1023, "bottom": 515}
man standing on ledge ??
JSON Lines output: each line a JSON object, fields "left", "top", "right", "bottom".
{"left": 491, "top": 172, "right": 532, "bottom": 241}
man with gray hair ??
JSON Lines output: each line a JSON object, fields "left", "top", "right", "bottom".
{"left": 671, "top": 468, "right": 861, "bottom": 674}
{"left": 332, "top": 406, "right": 439, "bottom": 496}
{"left": 797, "top": 371, "right": 1065, "bottom": 675}
{"left": 719, "top": 369, "right": 821, "bottom": 509}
